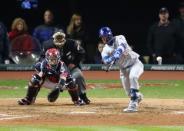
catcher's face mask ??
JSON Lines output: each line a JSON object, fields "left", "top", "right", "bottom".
{"left": 46, "top": 48, "right": 60, "bottom": 68}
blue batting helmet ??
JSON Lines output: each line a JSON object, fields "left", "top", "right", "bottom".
{"left": 99, "top": 27, "right": 113, "bottom": 37}
{"left": 99, "top": 27, "right": 114, "bottom": 45}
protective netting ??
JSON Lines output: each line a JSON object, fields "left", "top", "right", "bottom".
{"left": 10, "top": 34, "right": 41, "bottom": 64}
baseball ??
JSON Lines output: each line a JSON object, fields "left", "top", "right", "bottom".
{"left": 156, "top": 56, "right": 162, "bottom": 61}
{"left": 156, "top": 56, "right": 162, "bottom": 65}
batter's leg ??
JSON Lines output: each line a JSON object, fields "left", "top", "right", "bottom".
{"left": 120, "top": 70, "right": 130, "bottom": 96}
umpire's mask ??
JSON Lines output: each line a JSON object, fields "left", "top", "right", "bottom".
{"left": 53, "top": 32, "right": 66, "bottom": 47}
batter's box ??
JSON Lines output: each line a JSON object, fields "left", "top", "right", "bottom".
{"left": 0, "top": 113, "right": 33, "bottom": 120}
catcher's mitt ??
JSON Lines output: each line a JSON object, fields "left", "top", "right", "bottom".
{"left": 47, "top": 86, "right": 60, "bottom": 102}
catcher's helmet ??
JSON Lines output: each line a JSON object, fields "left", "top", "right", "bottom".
{"left": 99, "top": 27, "right": 114, "bottom": 45}
{"left": 45, "top": 48, "right": 60, "bottom": 67}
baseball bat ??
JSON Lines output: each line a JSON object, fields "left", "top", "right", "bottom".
{"left": 106, "top": 60, "right": 116, "bottom": 72}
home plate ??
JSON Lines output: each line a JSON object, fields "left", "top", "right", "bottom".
{"left": 70, "top": 111, "right": 96, "bottom": 114}
{"left": 172, "top": 111, "right": 184, "bottom": 114}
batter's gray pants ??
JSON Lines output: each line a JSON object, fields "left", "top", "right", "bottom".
{"left": 120, "top": 60, "right": 144, "bottom": 96}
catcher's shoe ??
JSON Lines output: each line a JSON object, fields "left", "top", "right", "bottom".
{"left": 137, "top": 92, "right": 143, "bottom": 103}
{"left": 73, "top": 99, "right": 85, "bottom": 106}
{"left": 17, "top": 98, "right": 32, "bottom": 105}
{"left": 123, "top": 100, "right": 138, "bottom": 113}
{"left": 79, "top": 93, "right": 90, "bottom": 105}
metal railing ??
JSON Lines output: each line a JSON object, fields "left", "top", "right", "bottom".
{"left": 0, "top": 64, "right": 184, "bottom": 71}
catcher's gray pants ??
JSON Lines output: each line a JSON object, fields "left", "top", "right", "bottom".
{"left": 70, "top": 67, "right": 86, "bottom": 95}
{"left": 120, "top": 59, "right": 144, "bottom": 96}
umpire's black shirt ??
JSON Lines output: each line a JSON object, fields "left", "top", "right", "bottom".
{"left": 40, "top": 39, "right": 85, "bottom": 68}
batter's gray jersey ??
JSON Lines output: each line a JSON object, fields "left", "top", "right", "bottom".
{"left": 101, "top": 35, "right": 144, "bottom": 95}
{"left": 101, "top": 35, "right": 140, "bottom": 68}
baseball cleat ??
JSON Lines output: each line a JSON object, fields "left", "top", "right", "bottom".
{"left": 123, "top": 100, "right": 138, "bottom": 113}
{"left": 123, "top": 106, "right": 138, "bottom": 112}
{"left": 73, "top": 99, "right": 85, "bottom": 106}
{"left": 79, "top": 93, "right": 90, "bottom": 105}
{"left": 17, "top": 98, "right": 31, "bottom": 105}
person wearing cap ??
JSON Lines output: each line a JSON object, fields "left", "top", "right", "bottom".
{"left": 39, "top": 31, "right": 90, "bottom": 105}
{"left": 147, "top": 7, "right": 180, "bottom": 64}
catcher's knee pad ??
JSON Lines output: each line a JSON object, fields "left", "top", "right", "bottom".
{"left": 65, "top": 76, "right": 78, "bottom": 91}
{"left": 29, "top": 74, "right": 43, "bottom": 87}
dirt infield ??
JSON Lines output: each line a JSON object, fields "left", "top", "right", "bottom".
{"left": 0, "top": 98, "right": 184, "bottom": 126}
{"left": 0, "top": 71, "right": 184, "bottom": 126}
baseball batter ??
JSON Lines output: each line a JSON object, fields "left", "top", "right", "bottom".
{"left": 99, "top": 27, "right": 144, "bottom": 112}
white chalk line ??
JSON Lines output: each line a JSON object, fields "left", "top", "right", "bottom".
{"left": 69, "top": 111, "right": 96, "bottom": 114}
{"left": 172, "top": 111, "right": 184, "bottom": 114}
{"left": 0, "top": 113, "right": 33, "bottom": 120}
{"left": 0, "top": 113, "right": 10, "bottom": 117}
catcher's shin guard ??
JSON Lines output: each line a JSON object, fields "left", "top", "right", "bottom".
{"left": 68, "top": 88, "right": 81, "bottom": 105}
{"left": 18, "top": 74, "right": 42, "bottom": 105}
{"left": 18, "top": 85, "right": 40, "bottom": 105}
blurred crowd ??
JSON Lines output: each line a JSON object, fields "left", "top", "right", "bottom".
{"left": 1, "top": 2, "right": 184, "bottom": 65}
{"left": 145, "top": 3, "right": 184, "bottom": 64}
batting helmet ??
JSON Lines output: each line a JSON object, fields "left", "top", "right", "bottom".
{"left": 99, "top": 27, "right": 114, "bottom": 45}
{"left": 99, "top": 27, "right": 113, "bottom": 37}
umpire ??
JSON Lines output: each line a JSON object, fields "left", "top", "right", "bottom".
{"left": 40, "top": 32, "right": 90, "bottom": 104}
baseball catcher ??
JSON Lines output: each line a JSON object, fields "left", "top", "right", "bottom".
{"left": 18, "top": 48, "right": 81, "bottom": 105}
{"left": 39, "top": 32, "right": 90, "bottom": 105}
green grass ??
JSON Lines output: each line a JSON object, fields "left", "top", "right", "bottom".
{"left": 0, "top": 80, "right": 184, "bottom": 99}
{"left": 0, "top": 125, "right": 183, "bottom": 131}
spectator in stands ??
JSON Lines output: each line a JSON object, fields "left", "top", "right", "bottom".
{"left": 33, "top": 9, "right": 63, "bottom": 48}
{"left": 8, "top": 17, "right": 28, "bottom": 41}
{"left": 66, "top": 13, "right": 89, "bottom": 63}
{"left": 147, "top": 7, "right": 179, "bottom": 64}
{"left": 173, "top": 2, "right": 184, "bottom": 63}
{"left": 93, "top": 41, "right": 104, "bottom": 64}
{"left": 0, "top": 21, "right": 10, "bottom": 64}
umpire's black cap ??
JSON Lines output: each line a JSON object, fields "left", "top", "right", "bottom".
{"left": 159, "top": 7, "right": 169, "bottom": 14}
